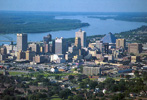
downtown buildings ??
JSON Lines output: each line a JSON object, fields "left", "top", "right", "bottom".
{"left": 17, "top": 33, "right": 28, "bottom": 51}
{"left": 75, "top": 29, "right": 86, "bottom": 48}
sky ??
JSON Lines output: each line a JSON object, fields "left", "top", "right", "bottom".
{"left": 0, "top": 0, "right": 147, "bottom": 12}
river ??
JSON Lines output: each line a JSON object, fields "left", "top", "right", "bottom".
{"left": 0, "top": 15, "right": 147, "bottom": 45}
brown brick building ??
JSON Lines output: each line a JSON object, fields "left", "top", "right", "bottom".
{"left": 128, "top": 43, "right": 142, "bottom": 54}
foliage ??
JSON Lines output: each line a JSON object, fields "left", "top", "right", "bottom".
{"left": 73, "top": 95, "right": 84, "bottom": 100}
{"left": 59, "top": 89, "right": 72, "bottom": 99}
{"left": 0, "top": 11, "right": 89, "bottom": 34}
{"left": 111, "top": 93, "right": 125, "bottom": 100}
{"left": 68, "top": 75, "right": 75, "bottom": 80}
{"left": 55, "top": 75, "right": 60, "bottom": 80}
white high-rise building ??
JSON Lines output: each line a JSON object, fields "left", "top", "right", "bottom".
{"left": 75, "top": 29, "right": 86, "bottom": 48}
{"left": 55, "top": 37, "right": 67, "bottom": 54}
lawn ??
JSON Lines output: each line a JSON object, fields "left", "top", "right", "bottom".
{"left": 30, "top": 71, "right": 79, "bottom": 77}
{"left": 8, "top": 71, "right": 26, "bottom": 76}
{"left": 0, "top": 70, "right": 26, "bottom": 76}
{"left": 51, "top": 94, "right": 62, "bottom": 100}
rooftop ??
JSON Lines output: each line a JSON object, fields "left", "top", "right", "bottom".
{"left": 101, "top": 32, "right": 117, "bottom": 43}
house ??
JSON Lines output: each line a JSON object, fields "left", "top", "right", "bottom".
{"left": 50, "top": 67, "right": 58, "bottom": 73}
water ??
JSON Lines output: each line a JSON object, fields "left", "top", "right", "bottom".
{"left": 0, "top": 15, "right": 147, "bottom": 45}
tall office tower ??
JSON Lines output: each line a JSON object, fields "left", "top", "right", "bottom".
{"left": 128, "top": 43, "right": 142, "bottom": 54}
{"left": 43, "top": 34, "right": 52, "bottom": 53}
{"left": 49, "top": 41, "right": 55, "bottom": 53}
{"left": 29, "top": 43, "right": 40, "bottom": 53}
{"left": 75, "top": 29, "right": 86, "bottom": 48}
{"left": 96, "top": 41, "right": 103, "bottom": 53}
{"left": 55, "top": 37, "right": 67, "bottom": 54}
{"left": 0, "top": 46, "right": 7, "bottom": 55}
{"left": 104, "top": 43, "right": 109, "bottom": 54}
{"left": 25, "top": 50, "right": 35, "bottom": 61}
{"left": 17, "top": 33, "right": 28, "bottom": 51}
{"left": 116, "top": 39, "right": 126, "bottom": 49}
{"left": 75, "top": 37, "right": 81, "bottom": 49}
{"left": 0, "top": 54, "right": 6, "bottom": 61}
{"left": 43, "top": 34, "right": 52, "bottom": 44}
{"left": 44, "top": 43, "right": 49, "bottom": 53}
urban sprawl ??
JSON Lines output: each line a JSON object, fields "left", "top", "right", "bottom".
{"left": 0, "top": 29, "right": 147, "bottom": 100}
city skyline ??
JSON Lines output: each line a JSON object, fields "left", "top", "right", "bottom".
{"left": 0, "top": 0, "right": 147, "bottom": 12}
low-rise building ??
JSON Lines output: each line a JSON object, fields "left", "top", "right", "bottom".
{"left": 131, "top": 56, "right": 141, "bottom": 63}
{"left": 83, "top": 66, "right": 101, "bottom": 75}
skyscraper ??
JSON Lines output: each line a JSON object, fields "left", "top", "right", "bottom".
{"left": 49, "top": 41, "right": 55, "bottom": 53}
{"left": 55, "top": 37, "right": 67, "bottom": 54}
{"left": 43, "top": 34, "right": 52, "bottom": 53}
{"left": 75, "top": 37, "right": 81, "bottom": 49}
{"left": 116, "top": 39, "right": 126, "bottom": 49}
{"left": 75, "top": 29, "right": 86, "bottom": 48}
{"left": 44, "top": 43, "right": 49, "bottom": 53}
{"left": 43, "top": 34, "right": 52, "bottom": 44}
{"left": 17, "top": 33, "right": 28, "bottom": 51}
{"left": 0, "top": 46, "right": 7, "bottom": 55}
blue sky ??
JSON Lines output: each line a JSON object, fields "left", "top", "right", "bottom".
{"left": 0, "top": 0, "right": 147, "bottom": 12}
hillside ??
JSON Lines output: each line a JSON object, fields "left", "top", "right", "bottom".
{"left": 115, "top": 25, "right": 147, "bottom": 43}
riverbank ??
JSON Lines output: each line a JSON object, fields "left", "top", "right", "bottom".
{"left": 0, "top": 11, "right": 89, "bottom": 34}
{"left": 1, "top": 12, "right": 147, "bottom": 45}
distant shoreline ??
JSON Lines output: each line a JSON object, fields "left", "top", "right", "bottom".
{"left": 0, "top": 11, "right": 89, "bottom": 34}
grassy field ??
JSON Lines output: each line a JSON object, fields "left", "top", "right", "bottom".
{"left": 30, "top": 71, "right": 79, "bottom": 77}
{"left": 0, "top": 70, "right": 26, "bottom": 76}
{"left": 0, "top": 11, "right": 89, "bottom": 34}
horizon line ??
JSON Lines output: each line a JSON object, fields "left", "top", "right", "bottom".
{"left": 0, "top": 10, "right": 147, "bottom": 13}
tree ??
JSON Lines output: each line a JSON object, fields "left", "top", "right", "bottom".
{"left": 73, "top": 95, "right": 83, "bottom": 100}
{"left": 111, "top": 93, "right": 125, "bottom": 100}
{"left": 118, "top": 79, "right": 126, "bottom": 91}
{"left": 55, "top": 75, "right": 60, "bottom": 80}
{"left": 79, "top": 82, "right": 87, "bottom": 88}
{"left": 134, "top": 70, "right": 139, "bottom": 77}
{"left": 79, "top": 65, "right": 83, "bottom": 73}
{"left": 68, "top": 96, "right": 73, "bottom": 100}
{"left": 36, "top": 93, "right": 47, "bottom": 99}
{"left": 142, "top": 71, "right": 147, "bottom": 81}
{"left": 68, "top": 75, "right": 74, "bottom": 80}
{"left": 59, "top": 89, "right": 71, "bottom": 99}
{"left": 104, "top": 78, "right": 115, "bottom": 84}
{"left": 36, "top": 75, "right": 44, "bottom": 80}
{"left": 126, "top": 75, "right": 131, "bottom": 80}
{"left": 96, "top": 92, "right": 104, "bottom": 97}
{"left": 110, "top": 85, "right": 118, "bottom": 92}
{"left": 3, "top": 95, "right": 11, "bottom": 100}
{"left": 89, "top": 81, "right": 98, "bottom": 89}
